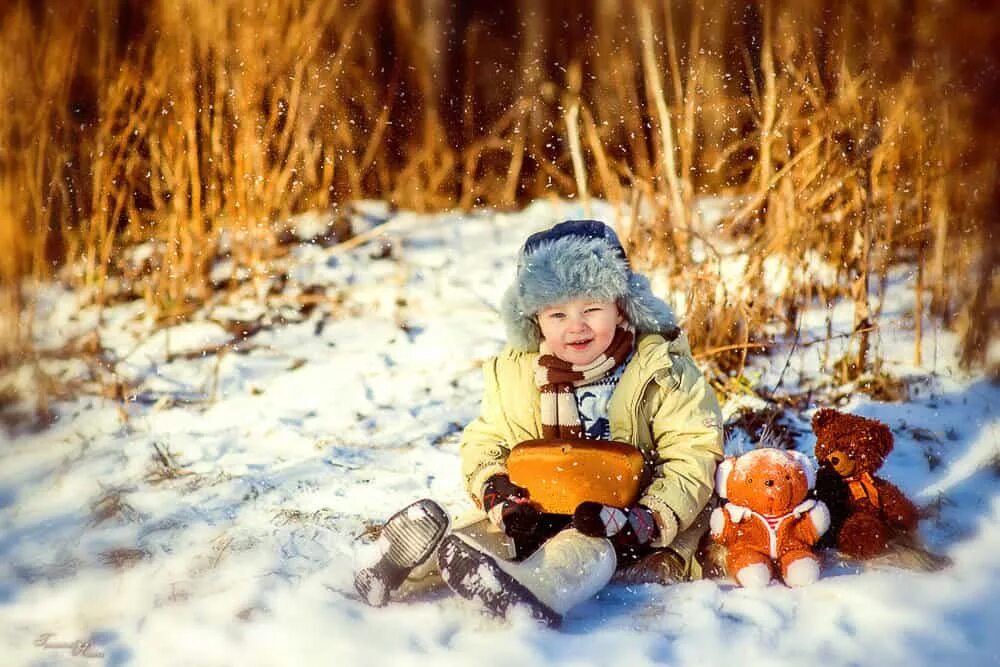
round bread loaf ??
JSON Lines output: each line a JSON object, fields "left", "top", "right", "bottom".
{"left": 507, "top": 438, "right": 645, "bottom": 514}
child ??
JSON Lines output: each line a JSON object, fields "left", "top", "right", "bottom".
{"left": 354, "top": 220, "right": 724, "bottom": 625}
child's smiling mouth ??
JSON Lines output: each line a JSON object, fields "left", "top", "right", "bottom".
{"left": 567, "top": 339, "right": 593, "bottom": 350}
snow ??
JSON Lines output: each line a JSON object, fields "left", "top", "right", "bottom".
{"left": 1, "top": 198, "right": 998, "bottom": 666}
{"left": 732, "top": 447, "right": 805, "bottom": 475}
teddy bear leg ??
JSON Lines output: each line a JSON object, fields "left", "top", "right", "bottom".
{"left": 779, "top": 550, "right": 820, "bottom": 587}
{"left": 726, "top": 547, "right": 773, "bottom": 588}
{"left": 839, "top": 511, "right": 890, "bottom": 559}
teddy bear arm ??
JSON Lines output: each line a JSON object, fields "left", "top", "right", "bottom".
{"left": 782, "top": 502, "right": 827, "bottom": 547}
{"left": 709, "top": 507, "right": 736, "bottom": 545}
{"left": 790, "top": 516, "right": 819, "bottom": 547}
{"left": 875, "top": 479, "right": 919, "bottom": 531}
{"left": 805, "top": 500, "right": 831, "bottom": 540}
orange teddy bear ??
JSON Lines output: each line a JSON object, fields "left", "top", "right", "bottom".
{"left": 710, "top": 448, "right": 831, "bottom": 587}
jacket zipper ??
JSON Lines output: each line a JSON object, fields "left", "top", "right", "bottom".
{"left": 627, "top": 373, "right": 658, "bottom": 443}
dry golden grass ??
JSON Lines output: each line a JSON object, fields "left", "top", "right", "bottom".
{"left": 0, "top": 0, "right": 996, "bottom": 397}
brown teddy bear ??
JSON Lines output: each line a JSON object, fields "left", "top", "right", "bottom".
{"left": 710, "top": 448, "right": 830, "bottom": 587}
{"left": 811, "top": 408, "right": 920, "bottom": 559}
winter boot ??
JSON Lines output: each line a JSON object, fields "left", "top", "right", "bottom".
{"left": 354, "top": 499, "right": 450, "bottom": 607}
{"left": 437, "top": 528, "right": 617, "bottom": 627}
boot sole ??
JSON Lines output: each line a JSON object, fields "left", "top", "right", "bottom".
{"left": 437, "top": 534, "right": 561, "bottom": 627}
{"left": 355, "top": 499, "right": 450, "bottom": 607}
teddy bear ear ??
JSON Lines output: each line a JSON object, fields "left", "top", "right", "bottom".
{"left": 715, "top": 457, "right": 735, "bottom": 499}
{"left": 811, "top": 408, "right": 839, "bottom": 433}
{"left": 786, "top": 450, "right": 817, "bottom": 489}
{"left": 873, "top": 420, "right": 895, "bottom": 457}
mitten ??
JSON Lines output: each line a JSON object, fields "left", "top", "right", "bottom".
{"left": 573, "top": 501, "right": 661, "bottom": 547}
{"left": 482, "top": 474, "right": 541, "bottom": 541}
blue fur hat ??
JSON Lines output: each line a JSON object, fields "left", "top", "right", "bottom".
{"left": 500, "top": 220, "right": 678, "bottom": 351}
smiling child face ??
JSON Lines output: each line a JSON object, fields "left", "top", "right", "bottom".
{"left": 536, "top": 298, "right": 623, "bottom": 365}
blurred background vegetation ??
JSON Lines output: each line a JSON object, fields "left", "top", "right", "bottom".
{"left": 1, "top": 0, "right": 997, "bottom": 386}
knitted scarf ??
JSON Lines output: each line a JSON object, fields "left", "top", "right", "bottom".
{"left": 534, "top": 326, "right": 634, "bottom": 439}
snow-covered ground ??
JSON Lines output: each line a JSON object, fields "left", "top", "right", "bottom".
{"left": 1, "top": 199, "right": 998, "bottom": 666}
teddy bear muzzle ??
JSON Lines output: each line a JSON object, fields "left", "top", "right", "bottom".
{"left": 824, "top": 449, "right": 856, "bottom": 477}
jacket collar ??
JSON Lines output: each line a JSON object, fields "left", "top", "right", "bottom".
{"left": 620, "top": 332, "right": 690, "bottom": 384}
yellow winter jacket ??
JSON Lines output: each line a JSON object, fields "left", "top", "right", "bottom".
{"left": 460, "top": 331, "right": 724, "bottom": 557}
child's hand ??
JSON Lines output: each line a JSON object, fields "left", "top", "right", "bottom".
{"left": 482, "top": 474, "right": 542, "bottom": 539}
{"left": 573, "top": 502, "right": 660, "bottom": 545}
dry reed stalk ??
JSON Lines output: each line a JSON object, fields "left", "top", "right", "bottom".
{"left": 659, "top": 0, "right": 695, "bottom": 206}
{"left": 915, "top": 250, "right": 925, "bottom": 368}
{"left": 564, "top": 102, "right": 591, "bottom": 217}
{"left": 457, "top": 100, "right": 533, "bottom": 210}
{"left": 637, "top": 1, "right": 688, "bottom": 250}
{"left": 662, "top": 1, "right": 683, "bottom": 111}
{"left": 758, "top": 0, "right": 777, "bottom": 195}
{"left": 728, "top": 135, "right": 825, "bottom": 229}
{"left": 929, "top": 178, "right": 950, "bottom": 318}
{"left": 679, "top": 5, "right": 700, "bottom": 208}
{"left": 1, "top": 0, "right": 995, "bottom": 413}
{"left": 581, "top": 105, "right": 623, "bottom": 205}
{"left": 609, "top": 48, "right": 654, "bottom": 184}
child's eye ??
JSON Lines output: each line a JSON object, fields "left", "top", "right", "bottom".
{"left": 585, "top": 307, "right": 603, "bottom": 313}
{"left": 548, "top": 312, "right": 566, "bottom": 319}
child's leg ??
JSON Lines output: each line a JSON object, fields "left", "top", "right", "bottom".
{"left": 394, "top": 509, "right": 512, "bottom": 599}
{"left": 613, "top": 547, "right": 687, "bottom": 585}
{"left": 452, "top": 509, "right": 517, "bottom": 557}
{"left": 399, "top": 509, "right": 569, "bottom": 598}
{"left": 668, "top": 504, "right": 712, "bottom": 576}
{"left": 614, "top": 504, "right": 716, "bottom": 584}
{"left": 356, "top": 504, "right": 565, "bottom": 606}
{"left": 437, "top": 528, "right": 617, "bottom": 626}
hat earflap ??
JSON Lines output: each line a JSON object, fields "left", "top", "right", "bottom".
{"left": 619, "top": 271, "right": 678, "bottom": 339}
{"left": 500, "top": 284, "right": 542, "bottom": 351}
